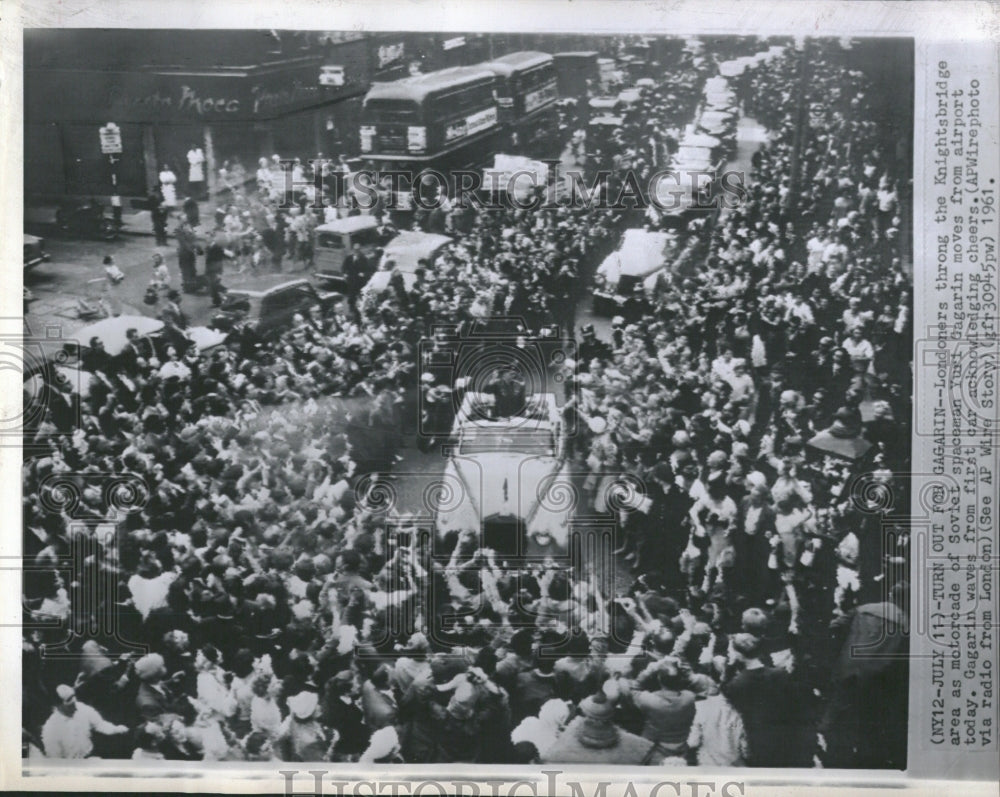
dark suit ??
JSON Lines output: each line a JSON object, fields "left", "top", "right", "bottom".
{"left": 722, "top": 666, "right": 815, "bottom": 767}
{"left": 323, "top": 696, "right": 369, "bottom": 757}
{"left": 135, "top": 681, "right": 172, "bottom": 724}
{"left": 342, "top": 251, "right": 370, "bottom": 298}
{"left": 360, "top": 680, "right": 397, "bottom": 730}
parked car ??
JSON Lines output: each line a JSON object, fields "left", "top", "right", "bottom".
{"left": 55, "top": 198, "right": 119, "bottom": 241}
{"left": 210, "top": 279, "right": 341, "bottom": 334}
{"left": 313, "top": 215, "right": 394, "bottom": 290}
{"left": 24, "top": 233, "right": 50, "bottom": 270}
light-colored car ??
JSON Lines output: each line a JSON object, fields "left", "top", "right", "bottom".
{"left": 24, "top": 233, "right": 50, "bottom": 270}
{"left": 593, "top": 228, "right": 678, "bottom": 312}
{"left": 362, "top": 231, "right": 452, "bottom": 295}
{"left": 72, "top": 314, "right": 226, "bottom": 358}
{"left": 434, "top": 390, "right": 573, "bottom": 558}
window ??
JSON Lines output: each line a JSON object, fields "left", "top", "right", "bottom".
{"left": 318, "top": 233, "right": 345, "bottom": 249}
{"left": 364, "top": 100, "right": 419, "bottom": 124}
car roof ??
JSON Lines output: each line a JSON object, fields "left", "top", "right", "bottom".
{"left": 365, "top": 66, "right": 496, "bottom": 103}
{"left": 381, "top": 231, "right": 452, "bottom": 272}
{"left": 483, "top": 51, "right": 553, "bottom": 76}
{"left": 316, "top": 215, "right": 380, "bottom": 235}
{"left": 74, "top": 315, "right": 164, "bottom": 355}
{"left": 226, "top": 278, "right": 315, "bottom": 299}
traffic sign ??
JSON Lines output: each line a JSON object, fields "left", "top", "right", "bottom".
{"left": 99, "top": 122, "right": 122, "bottom": 154}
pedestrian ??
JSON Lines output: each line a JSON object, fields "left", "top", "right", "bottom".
{"left": 158, "top": 163, "right": 178, "bottom": 211}
{"left": 103, "top": 255, "right": 125, "bottom": 285}
{"left": 41, "top": 684, "right": 129, "bottom": 758}
{"left": 342, "top": 242, "right": 370, "bottom": 307}
{"left": 540, "top": 691, "right": 656, "bottom": 764}
{"left": 204, "top": 232, "right": 231, "bottom": 307}
{"left": 150, "top": 252, "right": 170, "bottom": 293}
{"left": 187, "top": 144, "right": 206, "bottom": 200}
{"left": 148, "top": 185, "right": 169, "bottom": 245}
{"left": 183, "top": 195, "right": 200, "bottom": 229}
{"left": 175, "top": 217, "right": 200, "bottom": 293}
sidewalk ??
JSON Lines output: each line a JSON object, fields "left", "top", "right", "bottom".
{"left": 25, "top": 200, "right": 218, "bottom": 239}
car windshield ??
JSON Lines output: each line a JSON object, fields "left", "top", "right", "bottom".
{"left": 459, "top": 427, "right": 555, "bottom": 455}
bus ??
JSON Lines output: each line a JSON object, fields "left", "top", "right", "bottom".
{"left": 481, "top": 51, "right": 559, "bottom": 156}
{"left": 359, "top": 65, "right": 501, "bottom": 172}
{"left": 552, "top": 51, "right": 600, "bottom": 98}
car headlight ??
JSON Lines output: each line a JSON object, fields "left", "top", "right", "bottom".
{"left": 360, "top": 126, "right": 375, "bottom": 153}
{"left": 407, "top": 126, "right": 427, "bottom": 152}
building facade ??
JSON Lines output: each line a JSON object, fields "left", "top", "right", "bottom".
{"left": 24, "top": 30, "right": 414, "bottom": 201}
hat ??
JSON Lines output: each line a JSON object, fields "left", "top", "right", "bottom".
{"left": 575, "top": 692, "right": 620, "bottom": 749}
{"left": 421, "top": 372, "right": 436, "bottom": 384}
{"left": 360, "top": 726, "right": 400, "bottom": 762}
{"left": 55, "top": 684, "right": 76, "bottom": 701}
{"left": 402, "top": 631, "right": 430, "bottom": 654}
{"left": 287, "top": 690, "right": 319, "bottom": 720}
{"left": 135, "top": 653, "right": 166, "bottom": 682}
{"left": 587, "top": 416, "right": 608, "bottom": 434}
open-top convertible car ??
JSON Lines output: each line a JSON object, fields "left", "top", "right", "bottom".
{"left": 433, "top": 389, "right": 574, "bottom": 559}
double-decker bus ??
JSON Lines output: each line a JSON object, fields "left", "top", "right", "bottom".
{"left": 481, "top": 51, "right": 559, "bottom": 156}
{"left": 552, "top": 51, "right": 600, "bottom": 98}
{"left": 359, "top": 65, "right": 501, "bottom": 173}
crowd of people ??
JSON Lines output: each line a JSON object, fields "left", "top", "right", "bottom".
{"left": 22, "top": 38, "right": 911, "bottom": 770}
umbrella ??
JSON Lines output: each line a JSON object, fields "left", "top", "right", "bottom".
{"left": 807, "top": 427, "right": 874, "bottom": 461}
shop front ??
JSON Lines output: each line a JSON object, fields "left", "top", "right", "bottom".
{"left": 25, "top": 49, "right": 370, "bottom": 201}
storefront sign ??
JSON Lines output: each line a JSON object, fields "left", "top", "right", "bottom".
{"left": 27, "top": 60, "right": 365, "bottom": 124}
{"left": 99, "top": 122, "right": 122, "bottom": 154}
{"left": 178, "top": 85, "right": 242, "bottom": 115}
